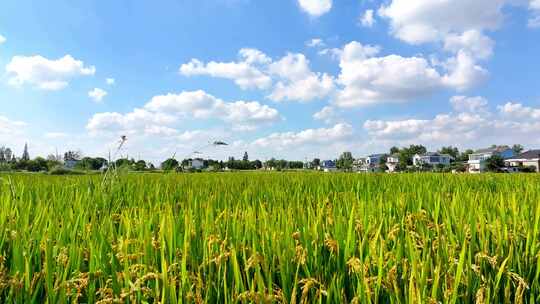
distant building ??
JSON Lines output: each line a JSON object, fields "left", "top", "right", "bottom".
{"left": 413, "top": 152, "right": 453, "bottom": 167}
{"left": 505, "top": 150, "right": 540, "bottom": 172}
{"left": 188, "top": 158, "right": 205, "bottom": 170}
{"left": 64, "top": 159, "right": 79, "bottom": 169}
{"left": 319, "top": 160, "right": 337, "bottom": 172}
{"left": 354, "top": 154, "right": 385, "bottom": 173}
{"left": 468, "top": 146, "right": 514, "bottom": 173}
{"left": 386, "top": 154, "right": 400, "bottom": 173}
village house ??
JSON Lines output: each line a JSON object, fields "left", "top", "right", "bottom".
{"left": 468, "top": 146, "right": 515, "bottom": 173}
{"left": 505, "top": 150, "right": 540, "bottom": 172}
{"left": 188, "top": 158, "right": 205, "bottom": 170}
{"left": 386, "top": 154, "right": 400, "bottom": 173}
{"left": 319, "top": 160, "right": 337, "bottom": 172}
{"left": 413, "top": 152, "right": 453, "bottom": 168}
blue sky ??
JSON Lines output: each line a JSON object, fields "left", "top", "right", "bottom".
{"left": 1, "top": 0, "right": 539, "bottom": 163}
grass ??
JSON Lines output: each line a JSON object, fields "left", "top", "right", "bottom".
{"left": 0, "top": 172, "right": 539, "bottom": 303}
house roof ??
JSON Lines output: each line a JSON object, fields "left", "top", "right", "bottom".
{"left": 473, "top": 145, "right": 511, "bottom": 154}
{"left": 508, "top": 150, "right": 540, "bottom": 160}
{"left": 416, "top": 152, "right": 454, "bottom": 159}
{"left": 368, "top": 153, "right": 386, "bottom": 158}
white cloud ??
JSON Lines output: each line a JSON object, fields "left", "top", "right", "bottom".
{"left": 306, "top": 38, "right": 325, "bottom": 48}
{"left": 0, "top": 35, "right": 6, "bottom": 44}
{"left": 179, "top": 49, "right": 272, "bottom": 90}
{"left": 334, "top": 42, "right": 442, "bottom": 107}
{"left": 106, "top": 78, "right": 115, "bottom": 85}
{"left": 252, "top": 123, "right": 353, "bottom": 149}
{"left": 87, "top": 90, "right": 281, "bottom": 136}
{"left": 443, "top": 30, "right": 495, "bottom": 60}
{"left": 498, "top": 102, "right": 540, "bottom": 120}
{"left": 530, "top": 0, "right": 540, "bottom": 27}
{"left": 450, "top": 96, "right": 488, "bottom": 113}
{"left": 6, "top": 55, "right": 95, "bottom": 90}
{"left": 313, "top": 106, "right": 339, "bottom": 124}
{"left": 180, "top": 49, "right": 335, "bottom": 103}
{"left": 363, "top": 96, "right": 540, "bottom": 148}
{"left": 441, "top": 50, "right": 489, "bottom": 91}
{"left": 0, "top": 115, "right": 26, "bottom": 136}
{"left": 268, "top": 53, "right": 335, "bottom": 102}
{"left": 333, "top": 41, "right": 488, "bottom": 107}
{"left": 360, "top": 10, "right": 375, "bottom": 28}
{"left": 297, "top": 0, "right": 332, "bottom": 17}
{"left": 378, "top": 0, "right": 505, "bottom": 45}
{"left": 88, "top": 88, "right": 108, "bottom": 103}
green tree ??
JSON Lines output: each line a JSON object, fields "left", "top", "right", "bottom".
{"left": 485, "top": 155, "right": 505, "bottom": 172}
{"left": 512, "top": 144, "right": 524, "bottom": 155}
{"left": 161, "top": 158, "right": 179, "bottom": 171}
{"left": 242, "top": 151, "right": 249, "bottom": 162}
{"left": 336, "top": 152, "right": 354, "bottom": 171}
{"left": 21, "top": 143, "right": 30, "bottom": 161}
{"left": 134, "top": 160, "right": 147, "bottom": 171}
{"left": 439, "top": 146, "right": 459, "bottom": 160}
{"left": 312, "top": 158, "right": 320, "bottom": 167}
{"left": 458, "top": 149, "right": 474, "bottom": 162}
{"left": 390, "top": 146, "right": 400, "bottom": 154}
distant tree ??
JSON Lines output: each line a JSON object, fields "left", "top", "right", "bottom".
{"left": 439, "top": 146, "right": 459, "bottom": 160}
{"left": 397, "top": 145, "right": 427, "bottom": 168}
{"left": 26, "top": 157, "right": 48, "bottom": 172}
{"left": 390, "top": 146, "right": 400, "bottom": 155}
{"left": 21, "top": 143, "right": 30, "bottom": 161}
{"left": 243, "top": 151, "right": 249, "bottom": 162}
{"left": 337, "top": 152, "right": 354, "bottom": 170}
{"left": 312, "top": 158, "right": 321, "bottom": 167}
{"left": 77, "top": 157, "right": 107, "bottom": 171}
{"left": 458, "top": 149, "right": 474, "bottom": 162}
{"left": 266, "top": 158, "right": 277, "bottom": 169}
{"left": 289, "top": 161, "right": 304, "bottom": 169}
{"left": 0, "top": 147, "right": 5, "bottom": 163}
{"left": 134, "top": 160, "right": 147, "bottom": 171}
{"left": 252, "top": 160, "right": 263, "bottom": 169}
{"left": 512, "top": 144, "right": 524, "bottom": 155}
{"left": 379, "top": 154, "right": 389, "bottom": 171}
{"left": 4, "top": 148, "right": 12, "bottom": 162}
{"left": 485, "top": 155, "right": 505, "bottom": 172}
{"left": 161, "top": 158, "right": 179, "bottom": 171}
{"left": 64, "top": 151, "right": 82, "bottom": 161}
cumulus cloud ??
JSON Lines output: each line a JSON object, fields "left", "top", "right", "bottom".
{"left": 0, "top": 115, "right": 26, "bottom": 136}
{"left": 180, "top": 49, "right": 335, "bottom": 103}
{"left": 378, "top": 0, "right": 505, "bottom": 45}
{"left": 106, "top": 78, "right": 115, "bottom": 85}
{"left": 87, "top": 90, "right": 281, "bottom": 136}
{"left": 363, "top": 96, "right": 540, "bottom": 148}
{"left": 360, "top": 10, "right": 375, "bottom": 28}
{"left": 443, "top": 30, "right": 495, "bottom": 60}
{"left": 0, "top": 35, "right": 6, "bottom": 44}
{"left": 179, "top": 49, "right": 272, "bottom": 90}
{"left": 297, "top": 0, "right": 332, "bottom": 17}
{"left": 88, "top": 88, "right": 108, "bottom": 103}
{"left": 530, "top": 0, "right": 540, "bottom": 27}
{"left": 6, "top": 55, "right": 95, "bottom": 90}
{"left": 333, "top": 41, "right": 488, "bottom": 107}
{"left": 252, "top": 123, "right": 353, "bottom": 149}
{"left": 313, "top": 106, "right": 339, "bottom": 124}
{"left": 306, "top": 38, "right": 325, "bottom": 48}
{"left": 268, "top": 53, "right": 335, "bottom": 102}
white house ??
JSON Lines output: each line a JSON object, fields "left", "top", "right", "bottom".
{"left": 354, "top": 154, "right": 385, "bottom": 173}
{"left": 413, "top": 152, "right": 453, "bottom": 167}
{"left": 188, "top": 158, "right": 205, "bottom": 170}
{"left": 319, "top": 160, "right": 337, "bottom": 172}
{"left": 505, "top": 150, "right": 540, "bottom": 172}
{"left": 468, "top": 146, "right": 515, "bottom": 173}
{"left": 386, "top": 154, "right": 400, "bottom": 173}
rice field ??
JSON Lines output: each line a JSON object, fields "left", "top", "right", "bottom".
{"left": 1, "top": 172, "right": 539, "bottom": 303}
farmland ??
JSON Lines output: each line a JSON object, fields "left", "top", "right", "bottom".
{"left": 1, "top": 173, "right": 539, "bottom": 303}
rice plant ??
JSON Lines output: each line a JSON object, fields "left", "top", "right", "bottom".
{"left": 0, "top": 172, "right": 539, "bottom": 303}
